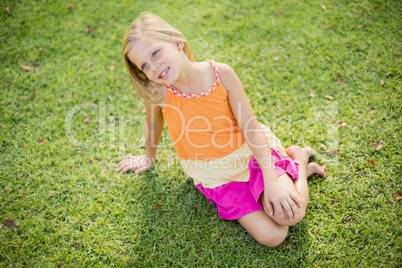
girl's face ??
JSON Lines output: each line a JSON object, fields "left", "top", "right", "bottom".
{"left": 127, "top": 36, "right": 183, "bottom": 85}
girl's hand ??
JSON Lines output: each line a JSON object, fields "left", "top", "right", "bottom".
{"left": 115, "top": 155, "right": 154, "bottom": 174}
{"left": 261, "top": 179, "right": 302, "bottom": 223}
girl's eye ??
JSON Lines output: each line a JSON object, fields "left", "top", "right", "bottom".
{"left": 140, "top": 50, "right": 159, "bottom": 69}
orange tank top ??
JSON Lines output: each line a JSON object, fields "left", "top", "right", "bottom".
{"left": 162, "top": 61, "right": 247, "bottom": 162}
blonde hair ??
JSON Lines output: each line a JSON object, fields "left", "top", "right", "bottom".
{"left": 122, "top": 12, "right": 195, "bottom": 104}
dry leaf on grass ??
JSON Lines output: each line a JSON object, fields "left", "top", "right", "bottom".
{"left": 309, "top": 91, "right": 315, "bottom": 97}
{"left": 6, "top": 7, "right": 10, "bottom": 13}
{"left": 366, "top": 159, "right": 375, "bottom": 166}
{"left": 20, "top": 66, "right": 34, "bottom": 72}
{"left": 396, "top": 193, "right": 402, "bottom": 200}
{"left": 84, "top": 118, "right": 91, "bottom": 123}
{"left": 374, "top": 140, "right": 383, "bottom": 151}
{"left": 85, "top": 26, "right": 94, "bottom": 33}
{"left": 337, "top": 121, "right": 347, "bottom": 127}
{"left": 87, "top": 62, "right": 93, "bottom": 67}
{"left": 110, "top": 64, "right": 117, "bottom": 70}
{"left": 369, "top": 109, "right": 375, "bottom": 115}
{"left": 323, "top": 148, "right": 338, "bottom": 157}
{"left": 273, "top": 57, "right": 280, "bottom": 61}
{"left": 324, "top": 25, "right": 332, "bottom": 28}
{"left": 20, "top": 96, "right": 30, "bottom": 100}
{"left": 38, "top": 139, "right": 46, "bottom": 145}
{"left": 154, "top": 204, "right": 163, "bottom": 210}
{"left": 4, "top": 219, "right": 17, "bottom": 228}
{"left": 343, "top": 216, "right": 353, "bottom": 223}
{"left": 67, "top": 3, "right": 76, "bottom": 8}
{"left": 321, "top": 4, "right": 326, "bottom": 10}
{"left": 324, "top": 95, "right": 335, "bottom": 100}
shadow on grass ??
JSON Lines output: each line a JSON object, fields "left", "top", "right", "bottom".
{"left": 123, "top": 164, "right": 319, "bottom": 266}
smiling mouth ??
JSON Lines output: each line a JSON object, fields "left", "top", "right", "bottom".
{"left": 158, "top": 67, "right": 169, "bottom": 79}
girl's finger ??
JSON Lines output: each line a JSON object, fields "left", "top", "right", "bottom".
{"left": 116, "top": 161, "right": 127, "bottom": 169}
{"left": 116, "top": 163, "right": 127, "bottom": 173}
{"left": 288, "top": 198, "right": 298, "bottom": 218}
{"left": 116, "top": 161, "right": 124, "bottom": 168}
{"left": 122, "top": 154, "right": 134, "bottom": 160}
{"left": 121, "top": 165, "right": 135, "bottom": 174}
{"left": 116, "top": 162, "right": 126, "bottom": 171}
{"left": 290, "top": 192, "right": 302, "bottom": 208}
{"left": 119, "top": 162, "right": 134, "bottom": 173}
{"left": 120, "top": 167, "right": 128, "bottom": 174}
{"left": 265, "top": 199, "right": 274, "bottom": 216}
{"left": 274, "top": 202, "right": 285, "bottom": 222}
{"left": 135, "top": 166, "right": 148, "bottom": 174}
{"left": 281, "top": 201, "right": 293, "bottom": 221}
{"left": 117, "top": 156, "right": 133, "bottom": 168}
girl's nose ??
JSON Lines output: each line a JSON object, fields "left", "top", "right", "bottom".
{"left": 151, "top": 63, "right": 160, "bottom": 71}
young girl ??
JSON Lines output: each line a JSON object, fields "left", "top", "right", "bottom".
{"left": 116, "top": 12, "right": 326, "bottom": 247}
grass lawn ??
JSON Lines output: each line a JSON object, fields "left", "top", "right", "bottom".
{"left": 1, "top": 0, "right": 401, "bottom": 266}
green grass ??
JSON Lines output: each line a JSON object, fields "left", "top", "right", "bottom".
{"left": 1, "top": 0, "right": 401, "bottom": 267}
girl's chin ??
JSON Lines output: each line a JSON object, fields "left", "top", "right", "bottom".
{"left": 158, "top": 76, "right": 176, "bottom": 86}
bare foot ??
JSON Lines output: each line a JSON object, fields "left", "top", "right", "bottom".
{"left": 286, "top": 145, "right": 315, "bottom": 165}
{"left": 306, "top": 162, "right": 327, "bottom": 178}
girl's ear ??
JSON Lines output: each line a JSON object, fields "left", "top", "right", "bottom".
{"left": 176, "top": 41, "right": 184, "bottom": 51}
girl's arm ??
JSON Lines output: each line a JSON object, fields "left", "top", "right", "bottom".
{"left": 143, "top": 103, "right": 164, "bottom": 161}
{"left": 217, "top": 62, "right": 302, "bottom": 222}
{"left": 116, "top": 103, "right": 164, "bottom": 174}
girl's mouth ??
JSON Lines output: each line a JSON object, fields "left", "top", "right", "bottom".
{"left": 159, "top": 67, "right": 169, "bottom": 79}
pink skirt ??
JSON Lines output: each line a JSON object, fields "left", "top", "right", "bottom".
{"left": 195, "top": 148, "right": 300, "bottom": 220}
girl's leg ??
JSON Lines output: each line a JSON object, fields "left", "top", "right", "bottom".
{"left": 260, "top": 172, "right": 306, "bottom": 226}
{"left": 286, "top": 146, "right": 326, "bottom": 209}
{"left": 237, "top": 210, "right": 288, "bottom": 247}
{"left": 285, "top": 146, "right": 314, "bottom": 208}
{"left": 237, "top": 146, "right": 326, "bottom": 247}
{"left": 263, "top": 146, "right": 326, "bottom": 226}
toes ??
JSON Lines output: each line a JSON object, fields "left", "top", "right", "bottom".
{"left": 306, "top": 162, "right": 327, "bottom": 178}
{"left": 304, "top": 147, "right": 315, "bottom": 156}
{"left": 317, "top": 165, "right": 327, "bottom": 178}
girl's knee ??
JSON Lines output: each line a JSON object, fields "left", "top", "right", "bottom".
{"left": 257, "top": 226, "right": 288, "bottom": 247}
